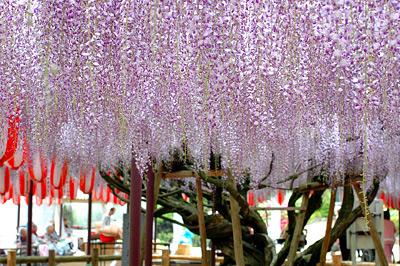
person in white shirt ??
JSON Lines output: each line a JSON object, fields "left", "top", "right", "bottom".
{"left": 102, "top": 207, "right": 116, "bottom": 226}
{"left": 100, "top": 207, "right": 122, "bottom": 243}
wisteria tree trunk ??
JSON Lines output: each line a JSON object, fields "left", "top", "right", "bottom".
{"left": 101, "top": 159, "right": 380, "bottom": 266}
{"left": 154, "top": 177, "right": 276, "bottom": 266}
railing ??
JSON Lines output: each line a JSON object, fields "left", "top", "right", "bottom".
{"left": 0, "top": 248, "right": 118, "bottom": 266}
{"left": 0, "top": 248, "right": 224, "bottom": 266}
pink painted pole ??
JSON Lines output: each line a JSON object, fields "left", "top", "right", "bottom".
{"left": 144, "top": 164, "right": 155, "bottom": 266}
{"left": 129, "top": 157, "right": 142, "bottom": 266}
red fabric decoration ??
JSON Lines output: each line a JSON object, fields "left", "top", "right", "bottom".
{"left": 36, "top": 196, "right": 42, "bottom": 206}
{"left": 48, "top": 196, "right": 53, "bottom": 206}
{"left": 247, "top": 191, "right": 255, "bottom": 207}
{"left": 5, "top": 135, "right": 27, "bottom": 170}
{"left": 13, "top": 194, "right": 20, "bottom": 205}
{"left": 51, "top": 187, "right": 64, "bottom": 201}
{"left": 57, "top": 189, "right": 63, "bottom": 201}
{"left": 0, "top": 113, "right": 20, "bottom": 167}
{"left": 96, "top": 184, "right": 104, "bottom": 201}
{"left": 38, "top": 179, "right": 47, "bottom": 200}
{"left": 379, "top": 192, "right": 386, "bottom": 203}
{"left": 388, "top": 196, "right": 393, "bottom": 209}
{"left": 50, "top": 157, "right": 68, "bottom": 189}
{"left": 0, "top": 167, "right": 11, "bottom": 195}
{"left": 28, "top": 153, "right": 47, "bottom": 182}
{"left": 257, "top": 195, "right": 266, "bottom": 203}
{"left": 19, "top": 170, "right": 27, "bottom": 196}
{"left": 105, "top": 186, "right": 111, "bottom": 202}
{"left": 277, "top": 190, "right": 284, "bottom": 205}
{"left": 99, "top": 234, "right": 116, "bottom": 243}
{"left": 69, "top": 177, "right": 76, "bottom": 200}
{"left": 8, "top": 184, "right": 13, "bottom": 201}
{"left": 79, "top": 167, "right": 95, "bottom": 194}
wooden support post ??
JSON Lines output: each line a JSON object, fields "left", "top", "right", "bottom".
{"left": 141, "top": 164, "right": 162, "bottom": 265}
{"left": 7, "top": 250, "right": 16, "bottom": 266}
{"left": 319, "top": 188, "right": 337, "bottom": 266}
{"left": 195, "top": 173, "right": 208, "bottom": 266}
{"left": 227, "top": 171, "right": 245, "bottom": 266}
{"left": 16, "top": 203, "right": 20, "bottom": 232}
{"left": 286, "top": 192, "right": 309, "bottom": 266}
{"left": 27, "top": 180, "right": 33, "bottom": 258}
{"left": 91, "top": 248, "right": 99, "bottom": 266}
{"left": 129, "top": 156, "right": 142, "bottom": 266}
{"left": 162, "top": 250, "right": 170, "bottom": 266}
{"left": 211, "top": 186, "right": 217, "bottom": 266}
{"left": 153, "top": 165, "right": 163, "bottom": 253}
{"left": 59, "top": 203, "right": 63, "bottom": 238}
{"left": 87, "top": 192, "right": 93, "bottom": 255}
{"left": 353, "top": 182, "right": 388, "bottom": 266}
{"left": 48, "top": 249, "right": 56, "bottom": 266}
{"left": 144, "top": 165, "right": 155, "bottom": 266}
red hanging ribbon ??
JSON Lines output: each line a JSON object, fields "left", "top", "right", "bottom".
{"left": 0, "top": 113, "right": 20, "bottom": 167}
{"left": 379, "top": 192, "right": 386, "bottom": 203}
{"left": 247, "top": 191, "right": 255, "bottom": 207}
{"left": 79, "top": 167, "right": 95, "bottom": 194}
{"left": 8, "top": 184, "right": 14, "bottom": 202}
{"left": 69, "top": 177, "right": 76, "bottom": 200}
{"left": 28, "top": 153, "right": 47, "bottom": 182}
{"left": 257, "top": 195, "right": 266, "bottom": 203}
{"left": 36, "top": 196, "right": 42, "bottom": 206}
{"left": 93, "top": 183, "right": 102, "bottom": 201}
{"left": 388, "top": 195, "right": 393, "bottom": 209}
{"left": 0, "top": 167, "right": 10, "bottom": 195}
{"left": 38, "top": 178, "right": 47, "bottom": 200}
{"left": 105, "top": 186, "right": 111, "bottom": 202}
{"left": 5, "top": 135, "right": 28, "bottom": 170}
{"left": 13, "top": 194, "right": 20, "bottom": 205}
{"left": 50, "top": 187, "right": 55, "bottom": 198}
{"left": 19, "top": 170, "right": 27, "bottom": 196}
{"left": 277, "top": 190, "right": 284, "bottom": 206}
{"left": 50, "top": 157, "right": 68, "bottom": 189}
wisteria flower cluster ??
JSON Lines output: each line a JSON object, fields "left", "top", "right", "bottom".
{"left": 0, "top": 0, "right": 399, "bottom": 196}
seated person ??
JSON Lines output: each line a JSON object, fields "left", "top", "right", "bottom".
{"left": 44, "top": 225, "right": 73, "bottom": 256}
{"left": 17, "top": 228, "right": 28, "bottom": 247}
{"left": 17, "top": 224, "right": 45, "bottom": 245}
{"left": 99, "top": 207, "right": 122, "bottom": 243}
{"left": 44, "top": 225, "right": 59, "bottom": 243}
{"left": 16, "top": 228, "right": 28, "bottom": 256}
{"left": 32, "top": 223, "right": 45, "bottom": 244}
{"left": 16, "top": 227, "right": 40, "bottom": 256}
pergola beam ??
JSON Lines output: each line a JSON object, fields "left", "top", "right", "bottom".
{"left": 162, "top": 170, "right": 224, "bottom": 179}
